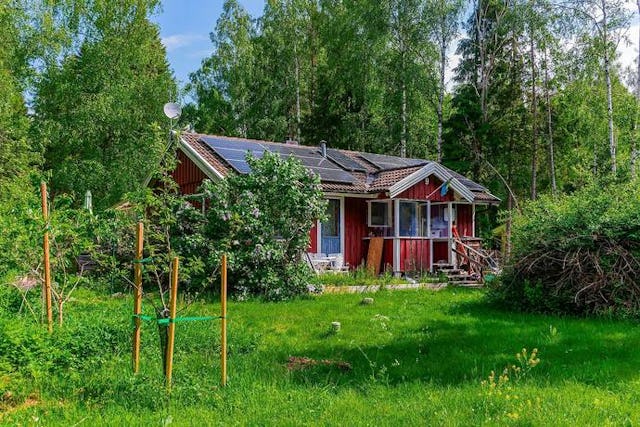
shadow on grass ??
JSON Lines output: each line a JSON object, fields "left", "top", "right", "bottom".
{"left": 282, "top": 298, "right": 640, "bottom": 389}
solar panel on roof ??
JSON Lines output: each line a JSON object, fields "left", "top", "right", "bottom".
{"left": 201, "top": 136, "right": 266, "bottom": 153}
{"left": 325, "top": 149, "right": 367, "bottom": 172}
{"left": 308, "top": 167, "right": 355, "bottom": 184}
{"left": 200, "top": 136, "right": 356, "bottom": 184}
{"left": 458, "top": 178, "right": 486, "bottom": 192}
{"left": 268, "top": 144, "right": 316, "bottom": 157}
{"left": 360, "top": 153, "right": 428, "bottom": 170}
{"left": 263, "top": 143, "right": 355, "bottom": 184}
{"left": 200, "top": 136, "right": 266, "bottom": 174}
{"left": 226, "top": 159, "right": 253, "bottom": 174}
{"left": 442, "top": 166, "right": 488, "bottom": 192}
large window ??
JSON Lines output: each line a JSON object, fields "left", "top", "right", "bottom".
{"left": 430, "top": 204, "right": 455, "bottom": 238}
{"left": 399, "top": 201, "right": 428, "bottom": 237}
{"left": 368, "top": 201, "right": 391, "bottom": 227}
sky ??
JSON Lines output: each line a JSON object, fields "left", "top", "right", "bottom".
{"left": 153, "top": 1, "right": 639, "bottom": 94}
{"left": 152, "top": 0, "right": 265, "bottom": 88}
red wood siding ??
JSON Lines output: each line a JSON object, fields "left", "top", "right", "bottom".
{"left": 397, "top": 176, "right": 454, "bottom": 201}
{"left": 433, "top": 241, "right": 449, "bottom": 264}
{"left": 308, "top": 222, "right": 318, "bottom": 253}
{"left": 344, "top": 198, "right": 369, "bottom": 268}
{"left": 399, "top": 239, "right": 430, "bottom": 271}
{"left": 172, "top": 151, "right": 208, "bottom": 195}
{"left": 456, "top": 204, "right": 473, "bottom": 237}
{"left": 383, "top": 239, "right": 394, "bottom": 271}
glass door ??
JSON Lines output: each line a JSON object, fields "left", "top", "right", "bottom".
{"left": 321, "top": 199, "right": 341, "bottom": 255}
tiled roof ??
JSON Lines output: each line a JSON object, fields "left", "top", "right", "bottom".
{"left": 178, "top": 133, "right": 500, "bottom": 204}
{"left": 180, "top": 132, "right": 231, "bottom": 177}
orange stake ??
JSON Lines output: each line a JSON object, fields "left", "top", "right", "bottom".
{"left": 221, "top": 254, "right": 228, "bottom": 386}
{"left": 165, "top": 257, "right": 179, "bottom": 390}
{"left": 40, "top": 182, "right": 53, "bottom": 333}
{"left": 132, "top": 222, "right": 144, "bottom": 373}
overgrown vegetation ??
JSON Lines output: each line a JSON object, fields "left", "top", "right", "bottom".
{"left": 310, "top": 266, "right": 439, "bottom": 288}
{"left": 201, "top": 151, "right": 326, "bottom": 300}
{"left": 492, "top": 181, "right": 640, "bottom": 316}
{"left": 2, "top": 288, "right": 640, "bottom": 425}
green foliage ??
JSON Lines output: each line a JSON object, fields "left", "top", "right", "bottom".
{"left": 70, "top": 173, "right": 213, "bottom": 310}
{"left": 310, "top": 266, "right": 408, "bottom": 288}
{"left": 32, "top": 0, "right": 175, "bottom": 208}
{"left": 3, "top": 289, "right": 640, "bottom": 424}
{"left": 202, "top": 151, "right": 326, "bottom": 300}
{"left": 492, "top": 181, "right": 640, "bottom": 316}
{"left": 186, "top": 0, "right": 441, "bottom": 155}
{"left": 0, "top": 181, "right": 41, "bottom": 278}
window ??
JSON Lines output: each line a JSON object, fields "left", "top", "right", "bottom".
{"left": 430, "top": 204, "right": 455, "bottom": 238}
{"left": 399, "top": 201, "right": 429, "bottom": 237}
{"left": 368, "top": 201, "right": 391, "bottom": 227}
{"left": 321, "top": 199, "right": 341, "bottom": 254}
{"left": 322, "top": 199, "right": 340, "bottom": 238}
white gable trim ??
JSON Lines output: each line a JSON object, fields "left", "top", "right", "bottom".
{"left": 178, "top": 136, "right": 223, "bottom": 180}
{"left": 388, "top": 163, "right": 475, "bottom": 202}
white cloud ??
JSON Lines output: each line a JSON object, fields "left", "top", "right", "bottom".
{"left": 617, "top": 23, "right": 639, "bottom": 70}
{"left": 161, "top": 34, "right": 208, "bottom": 52}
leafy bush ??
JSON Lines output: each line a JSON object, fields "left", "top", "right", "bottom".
{"left": 201, "top": 151, "right": 326, "bottom": 300}
{"left": 491, "top": 181, "right": 640, "bottom": 316}
{"left": 0, "top": 180, "right": 41, "bottom": 279}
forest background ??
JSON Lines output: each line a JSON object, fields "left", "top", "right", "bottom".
{"left": 2, "top": 0, "right": 640, "bottom": 255}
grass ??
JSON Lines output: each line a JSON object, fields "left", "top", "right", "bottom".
{"left": 309, "top": 266, "right": 441, "bottom": 287}
{"left": 1, "top": 287, "right": 640, "bottom": 425}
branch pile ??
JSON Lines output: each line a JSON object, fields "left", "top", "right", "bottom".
{"left": 494, "top": 182, "right": 640, "bottom": 316}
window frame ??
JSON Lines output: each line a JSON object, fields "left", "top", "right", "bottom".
{"left": 368, "top": 200, "right": 392, "bottom": 227}
{"left": 398, "top": 200, "right": 429, "bottom": 237}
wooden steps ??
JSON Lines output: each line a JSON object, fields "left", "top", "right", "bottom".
{"left": 434, "top": 263, "right": 483, "bottom": 287}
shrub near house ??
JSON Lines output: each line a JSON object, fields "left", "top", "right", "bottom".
{"left": 492, "top": 181, "right": 640, "bottom": 316}
{"left": 201, "top": 151, "right": 326, "bottom": 300}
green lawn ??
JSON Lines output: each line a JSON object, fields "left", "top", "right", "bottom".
{"left": 1, "top": 288, "right": 639, "bottom": 426}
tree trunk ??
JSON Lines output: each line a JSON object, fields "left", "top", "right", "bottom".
{"left": 400, "top": 31, "right": 407, "bottom": 158}
{"left": 58, "top": 299, "right": 63, "bottom": 326}
{"left": 437, "top": 15, "right": 447, "bottom": 163}
{"left": 401, "top": 81, "right": 407, "bottom": 158}
{"left": 633, "top": 0, "right": 640, "bottom": 179}
{"left": 157, "top": 307, "right": 170, "bottom": 376}
{"left": 603, "top": 1, "right": 616, "bottom": 175}
{"left": 543, "top": 47, "right": 557, "bottom": 195}
{"left": 294, "top": 42, "right": 302, "bottom": 142}
{"left": 530, "top": 28, "right": 538, "bottom": 200}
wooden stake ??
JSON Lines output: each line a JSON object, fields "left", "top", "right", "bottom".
{"left": 165, "top": 257, "right": 179, "bottom": 390}
{"left": 221, "top": 254, "right": 228, "bottom": 387}
{"left": 132, "top": 222, "right": 144, "bottom": 373}
{"left": 40, "top": 182, "right": 53, "bottom": 333}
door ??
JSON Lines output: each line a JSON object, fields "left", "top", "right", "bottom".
{"left": 321, "top": 199, "right": 341, "bottom": 255}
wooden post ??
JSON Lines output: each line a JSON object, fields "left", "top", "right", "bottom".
{"left": 221, "top": 254, "right": 228, "bottom": 387}
{"left": 40, "top": 182, "right": 53, "bottom": 333}
{"left": 165, "top": 257, "right": 179, "bottom": 390}
{"left": 132, "top": 222, "right": 144, "bottom": 373}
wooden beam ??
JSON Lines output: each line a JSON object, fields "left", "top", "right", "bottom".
{"left": 132, "top": 222, "right": 144, "bottom": 373}
{"left": 40, "top": 182, "right": 53, "bottom": 333}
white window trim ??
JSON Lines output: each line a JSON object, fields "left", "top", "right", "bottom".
{"left": 367, "top": 200, "right": 392, "bottom": 227}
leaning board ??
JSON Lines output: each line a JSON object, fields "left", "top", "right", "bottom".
{"left": 366, "top": 237, "right": 384, "bottom": 276}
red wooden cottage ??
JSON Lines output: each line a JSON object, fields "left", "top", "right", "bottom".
{"left": 173, "top": 132, "right": 500, "bottom": 275}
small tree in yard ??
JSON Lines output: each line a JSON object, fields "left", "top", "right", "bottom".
{"left": 201, "top": 151, "right": 326, "bottom": 300}
{"left": 46, "top": 196, "right": 96, "bottom": 325}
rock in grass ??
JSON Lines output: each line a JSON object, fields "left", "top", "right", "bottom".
{"left": 361, "top": 297, "right": 374, "bottom": 305}
{"left": 331, "top": 321, "right": 341, "bottom": 332}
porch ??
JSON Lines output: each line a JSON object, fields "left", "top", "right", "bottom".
{"left": 309, "top": 193, "right": 496, "bottom": 277}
